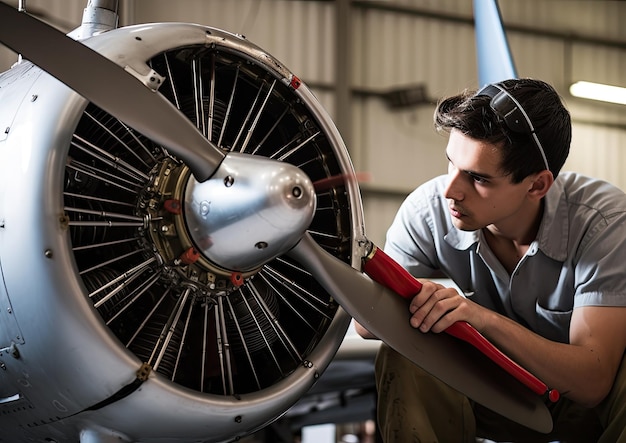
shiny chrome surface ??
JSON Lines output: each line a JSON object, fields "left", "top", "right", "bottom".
{"left": 184, "top": 152, "right": 316, "bottom": 272}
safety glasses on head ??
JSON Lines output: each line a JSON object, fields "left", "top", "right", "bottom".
{"left": 476, "top": 83, "right": 550, "bottom": 172}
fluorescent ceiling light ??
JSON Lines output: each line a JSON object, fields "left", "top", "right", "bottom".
{"left": 569, "top": 81, "right": 626, "bottom": 105}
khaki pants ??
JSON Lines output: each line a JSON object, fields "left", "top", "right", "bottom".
{"left": 375, "top": 344, "right": 626, "bottom": 442}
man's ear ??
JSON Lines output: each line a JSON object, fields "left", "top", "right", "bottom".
{"left": 528, "top": 170, "right": 554, "bottom": 200}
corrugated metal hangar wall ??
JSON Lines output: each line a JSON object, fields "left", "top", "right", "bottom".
{"left": 1, "top": 0, "right": 624, "bottom": 245}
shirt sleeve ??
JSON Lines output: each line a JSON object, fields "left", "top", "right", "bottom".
{"left": 573, "top": 209, "right": 626, "bottom": 309}
{"left": 383, "top": 184, "right": 441, "bottom": 278}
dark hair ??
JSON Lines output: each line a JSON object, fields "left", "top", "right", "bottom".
{"left": 434, "top": 78, "right": 571, "bottom": 182}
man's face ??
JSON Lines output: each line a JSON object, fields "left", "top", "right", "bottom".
{"left": 444, "top": 129, "right": 534, "bottom": 232}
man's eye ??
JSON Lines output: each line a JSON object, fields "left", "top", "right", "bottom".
{"left": 468, "top": 173, "right": 488, "bottom": 184}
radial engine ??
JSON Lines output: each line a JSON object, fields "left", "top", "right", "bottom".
{"left": 0, "top": 2, "right": 364, "bottom": 442}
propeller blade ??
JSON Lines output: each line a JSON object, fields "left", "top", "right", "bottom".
{"left": 288, "top": 233, "right": 553, "bottom": 433}
{"left": 0, "top": 2, "right": 224, "bottom": 182}
{"left": 362, "top": 244, "right": 560, "bottom": 403}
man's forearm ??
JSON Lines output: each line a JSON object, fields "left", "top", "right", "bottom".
{"left": 480, "top": 308, "right": 620, "bottom": 407}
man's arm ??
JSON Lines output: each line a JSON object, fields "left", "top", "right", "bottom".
{"left": 408, "top": 282, "right": 626, "bottom": 407}
{"left": 481, "top": 305, "right": 626, "bottom": 407}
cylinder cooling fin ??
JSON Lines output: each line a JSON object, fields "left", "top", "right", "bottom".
{"left": 62, "top": 36, "right": 360, "bottom": 403}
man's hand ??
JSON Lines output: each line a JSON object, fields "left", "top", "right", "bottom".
{"left": 408, "top": 280, "right": 487, "bottom": 333}
{"left": 408, "top": 280, "right": 626, "bottom": 406}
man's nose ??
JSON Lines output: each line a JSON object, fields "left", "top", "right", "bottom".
{"left": 444, "top": 167, "right": 463, "bottom": 201}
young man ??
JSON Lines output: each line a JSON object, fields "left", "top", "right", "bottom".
{"left": 356, "top": 78, "right": 626, "bottom": 442}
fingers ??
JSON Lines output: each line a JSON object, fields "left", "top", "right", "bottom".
{"left": 409, "top": 281, "right": 461, "bottom": 333}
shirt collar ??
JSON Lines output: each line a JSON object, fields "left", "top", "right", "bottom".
{"left": 444, "top": 226, "right": 480, "bottom": 251}
{"left": 536, "top": 177, "right": 569, "bottom": 261}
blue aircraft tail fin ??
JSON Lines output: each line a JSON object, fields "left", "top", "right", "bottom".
{"left": 473, "top": 0, "right": 518, "bottom": 87}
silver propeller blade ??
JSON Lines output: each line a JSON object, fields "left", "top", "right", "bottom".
{"left": 0, "top": 2, "right": 224, "bottom": 182}
{"left": 288, "top": 233, "right": 553, "bottom": 433}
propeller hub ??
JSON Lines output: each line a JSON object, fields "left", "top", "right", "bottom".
{"left": 184, "top": 153, "right": 316, "bottom": 272}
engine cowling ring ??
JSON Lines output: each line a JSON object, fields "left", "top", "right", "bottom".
{"left": 58, "top": 23, "right": 362, "bottom": 441}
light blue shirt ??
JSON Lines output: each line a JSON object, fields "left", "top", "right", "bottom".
{"left": 384, "top": 172, "right": 626, "bottom": 343}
